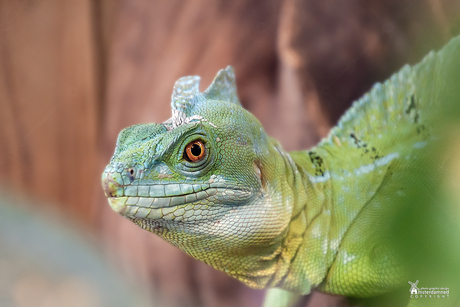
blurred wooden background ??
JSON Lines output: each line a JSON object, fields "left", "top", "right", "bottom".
{"left": 1, "top": 1, "right": 460, "bottom": 306}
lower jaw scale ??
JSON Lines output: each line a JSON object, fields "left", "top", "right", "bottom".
{"left": 107, "top": 188, "right": 249, "bottom": 219}
{"left": 107, "top": 188, "right": 219, "bottom": 214}
{"left": 107, "top": 197, "right": 187, "bottom": 220}
{"left": 108, "top": 197, "right": 128, "bottom": 214}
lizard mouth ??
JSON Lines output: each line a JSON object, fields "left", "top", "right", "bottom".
{"left": 108, "top": 187, "right": 217, "bottom": 217}
{"left": 107, "top": 186, "right": 252, "bottom": 220}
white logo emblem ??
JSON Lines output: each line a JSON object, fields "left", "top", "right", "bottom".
{"left": 408, "top": 280, "right": 419, "bottom": 294}
{"left": 408, "top": 280, "right": 449, "bottom": 299}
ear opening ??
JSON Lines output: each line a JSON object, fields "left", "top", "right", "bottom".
{"left": 254, "top": 161, "right": 266, "bottom": 190}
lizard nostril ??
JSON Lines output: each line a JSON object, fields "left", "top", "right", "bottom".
{"left": 127, "top": 168, "right": 135, "bottom": 181}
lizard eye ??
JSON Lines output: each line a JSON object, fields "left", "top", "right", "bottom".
{"left": 184, "top": 140, "right": 205, "bottom": 162}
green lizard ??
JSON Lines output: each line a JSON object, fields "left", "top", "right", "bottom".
{"left": 102, "top": 36, "right": 460, "bottom": 306}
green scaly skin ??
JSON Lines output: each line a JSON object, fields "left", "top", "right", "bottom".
{"left": 102, "top": 36, "right": 460, "bottom": 306}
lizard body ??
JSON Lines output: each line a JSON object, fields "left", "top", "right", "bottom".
{"left": 102, "top": 36, "right": 460, "bottom": 306}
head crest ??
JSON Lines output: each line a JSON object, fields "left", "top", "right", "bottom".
{"left": 203, "top": 66, "right": 241, "bottom": 106}
{"left": 164, "top": 66, "right": 241, "bottom": 130}
{"left": 171, "top": 75, "right": 201, "bottom": 114}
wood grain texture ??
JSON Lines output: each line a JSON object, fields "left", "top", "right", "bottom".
{"left": 0, "top": 0, "right": 99, "bottom": 223}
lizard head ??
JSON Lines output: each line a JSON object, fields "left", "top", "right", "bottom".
{"left": 102, "top": 67, "right": 293, "bottom": 288}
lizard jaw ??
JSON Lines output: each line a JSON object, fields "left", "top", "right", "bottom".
{"left": 106, "top": 188, "right": 218, "bottom": 219}
{"left": 107, "top": 186, "right": 253, "bottom": 221}
{"left": 107, "top": 197, "right": 180, "bottom": 220}
{"left": 108, "top": 197, "right": 128, "bottom": 214}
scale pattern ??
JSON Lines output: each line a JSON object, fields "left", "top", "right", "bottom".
{"left": 102, "top": 36, "right": 460, "bottom": 305}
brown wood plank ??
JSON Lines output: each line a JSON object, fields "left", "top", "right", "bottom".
{"left": 0, "top": 0, "right": 99, "bottom": 223}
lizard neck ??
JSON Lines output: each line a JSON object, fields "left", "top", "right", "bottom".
{"left": 267, "top": 144, "right": 366, "bottom": 295}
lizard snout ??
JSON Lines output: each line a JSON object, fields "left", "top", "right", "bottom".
{"left": 101, "top": 171, "right": 124, "bottom": 198}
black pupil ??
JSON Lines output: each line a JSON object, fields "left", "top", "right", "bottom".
{"left": 191, "top": 143, "right": 201, "bottom": 156}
